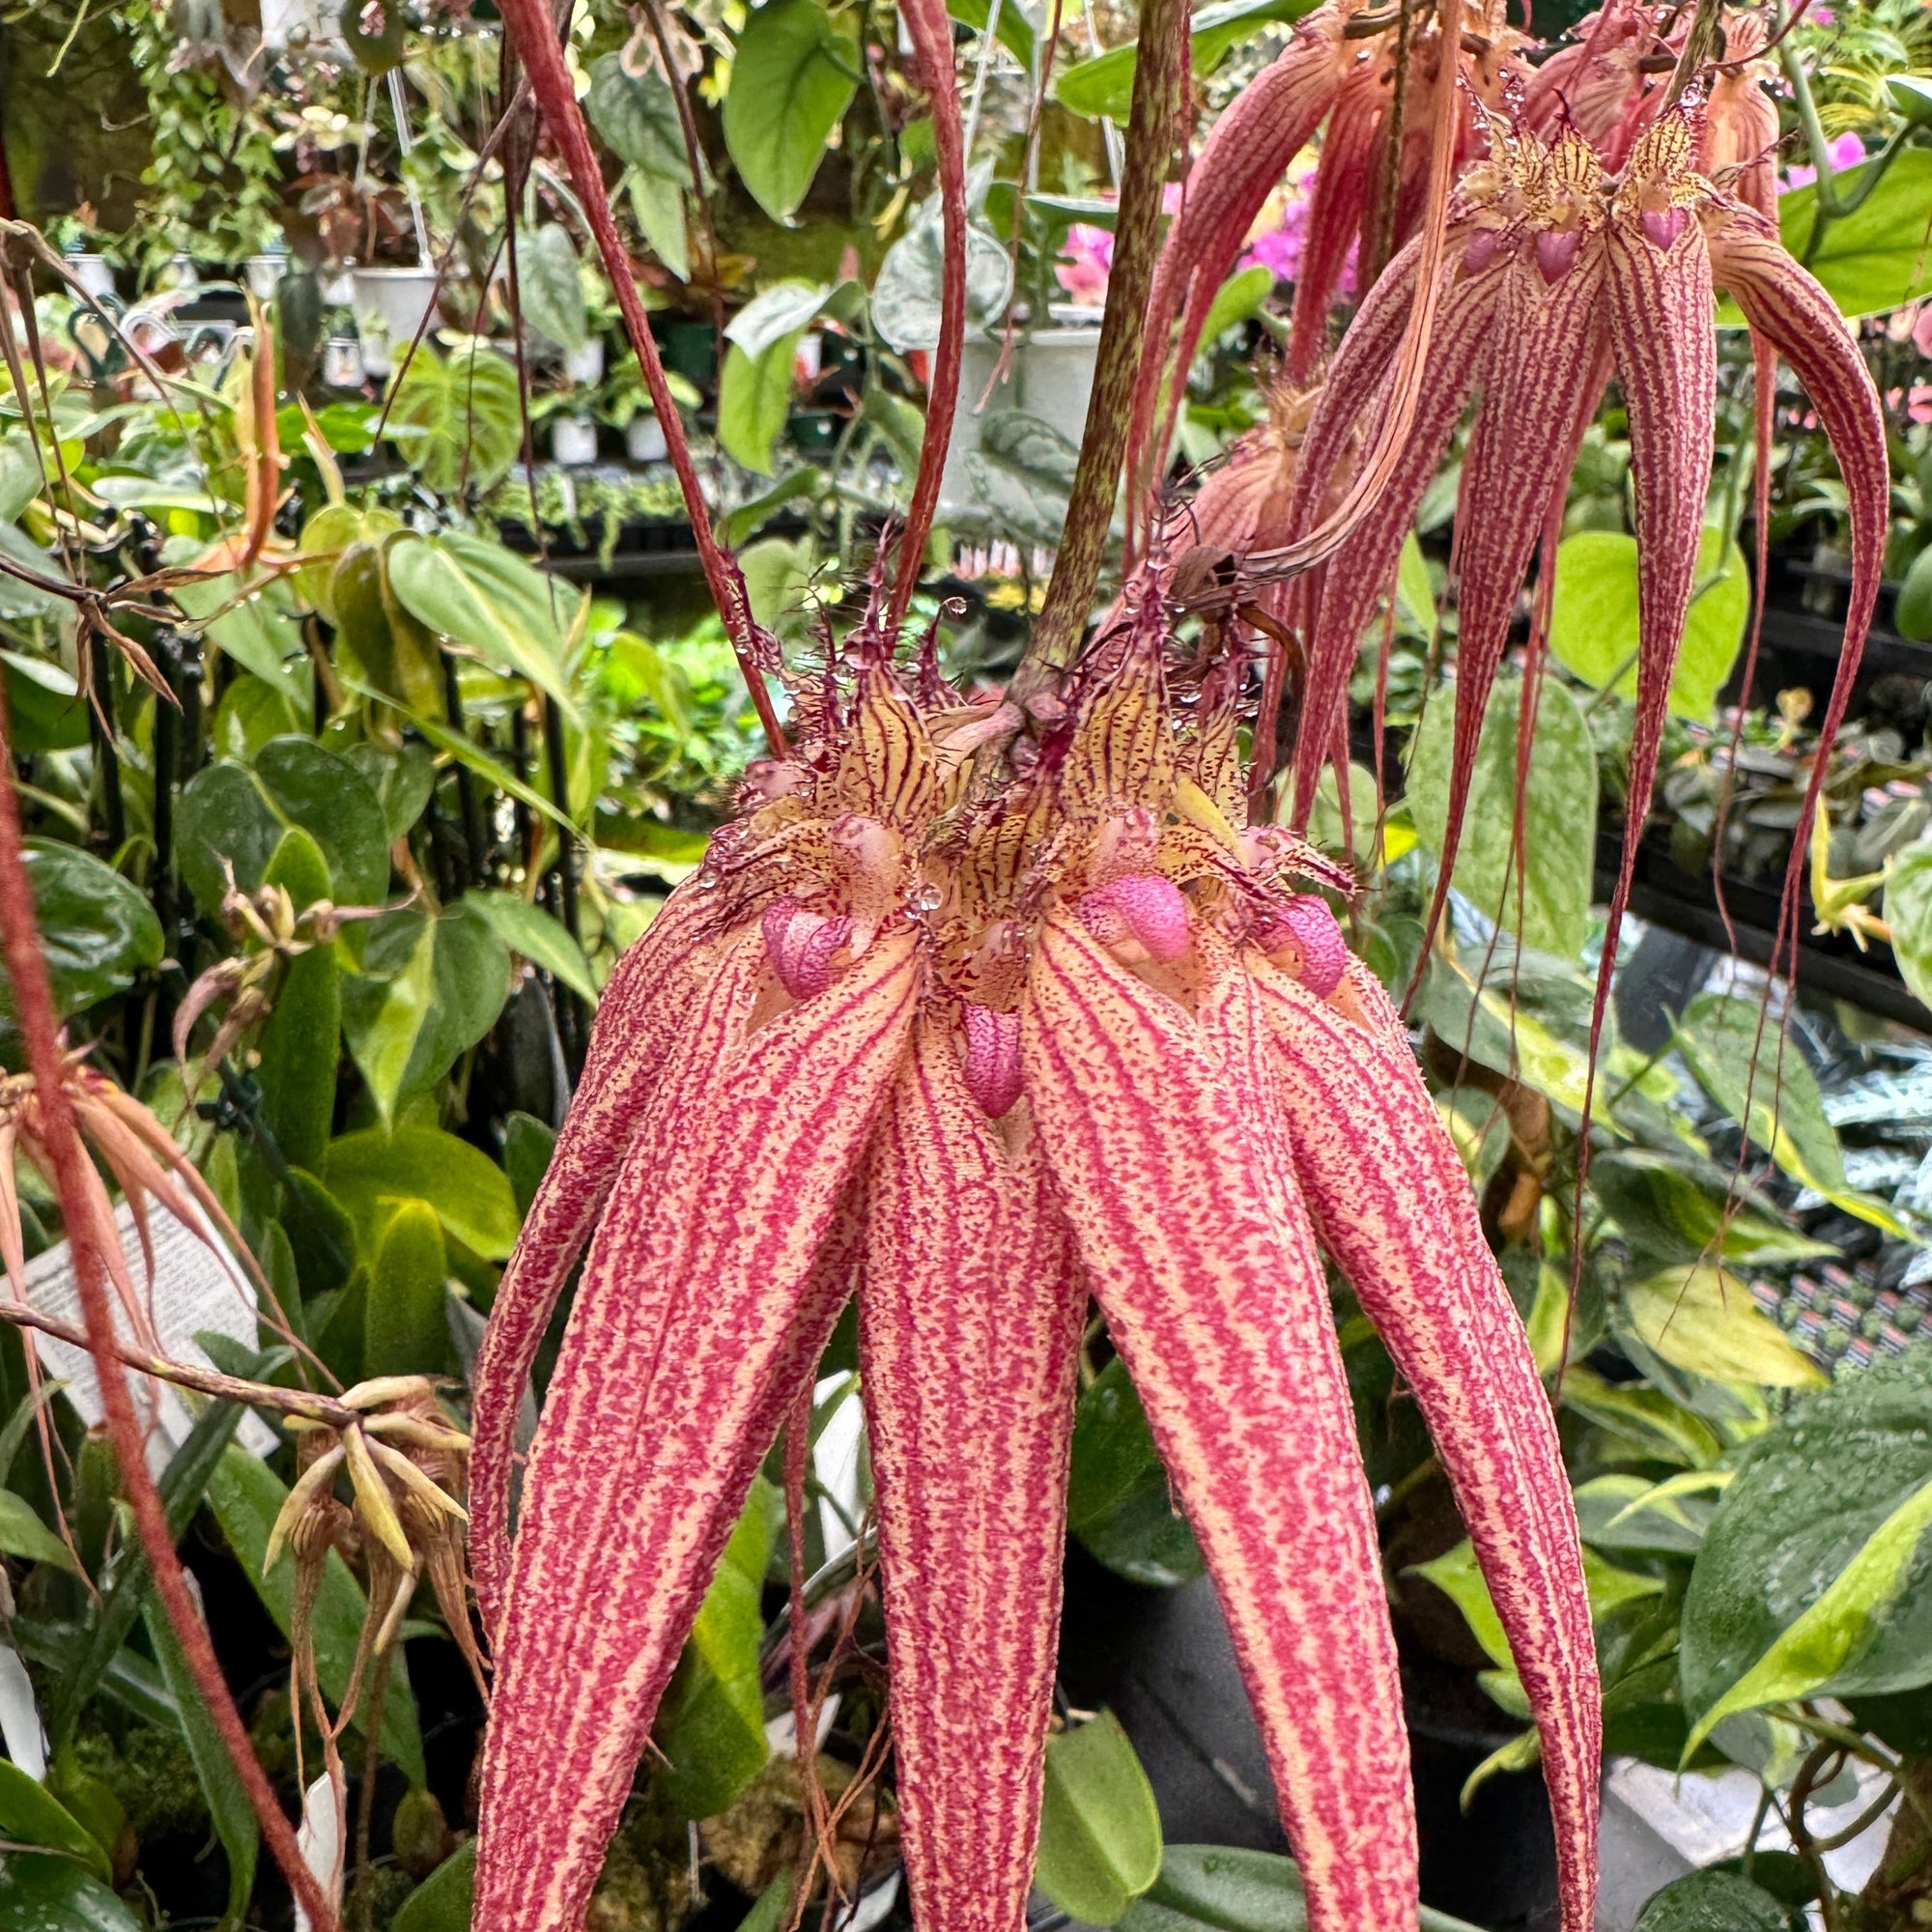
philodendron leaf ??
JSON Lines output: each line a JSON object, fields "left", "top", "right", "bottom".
{"left": 587, "top": 54, "right": 688, "bottom": 179}
{"left": 1674, "top": 993, "right": 1909, "bottom": 1237}
{"left": 1034, "top": 1711, "right": 1163, "bottom": 1924}
{"left": 365, "top": 1198, "right": 452, "bottom": 1380}
{"left": 718, "top": 336, "right": 803, "bottom": 477}
{"left": 1681, "top": 1350, "right": 1932, "bottom": 1750}
{"left": 323, "top": 1124, "right": 521, "bottom": 1261}
{"left": 205, "top": 1443, "right": 426, "bottom": 1783}
{"left": 340, "top": 902, "right": 511, "bottom": 1124}
{"left": 1631, "top": 1870, "right": 1790, "bottom": 1932}
{"left": 2, "top": 840, "right": 161, "bottom": 1023}
{"left": 1405, "top": 668, "right": 1596, "bottom": 961}
{"left": 1775, "top": 149, "right": 1932, "bottom": 318}
{"left": 472, "top": 892, "right": 599, "bottom": 1006}
{"left": 1066, "top": 1356, "right": 1204, "bottom": 1587}
{"left": 521, "top": 223, "right": 588, "bottom": 355}
{"left": 0, "top": 1852, "right": 141, "bottom": 1932}
{"left": 1620, "top": 1265, "right": 1827, "bottom": 1390}
{"left": 1119, "top": 1844, "right": 1487, "bottom": 1932}
{"left": 174, "top": 738, "right": 389, "bottom": 919}
{"left": 722, "top": 0, "right": 861, "bottom": 223}
{"left": 655, "top": 1479, "right": 777, "bottom": 1818}
{"left": 1573, "top": 1471, "right": 1730, "bottom": 1558}
{"left": 1548, "top": 527, "right": 1748, "bottom": 724}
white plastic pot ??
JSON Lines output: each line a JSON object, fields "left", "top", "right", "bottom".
{"left": 352, "top": 266, "right": 440, "bottom": 349}
{"left": 66, "top": 254, "right": 116, "bottom": 301}
{"left": 626, "top": 412, "right": 669, "bottom": 464}
{"left": 323, "top": 336, "right": 366, "bottom": 388}
{"left": 564, "top": 338, "right": 606, "bottom": 385}
{"left": 553, "top": 415, "right": 599, "bottom": 467}
{"left": 936, "top": 322, "right": 1104, "bottom": 519}
{"left": 245, "top": 253, "right": 287, "bottom": 300}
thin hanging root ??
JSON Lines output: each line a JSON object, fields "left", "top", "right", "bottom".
{"left": 0, "top": 687, "right": 340, "bottom": 1932}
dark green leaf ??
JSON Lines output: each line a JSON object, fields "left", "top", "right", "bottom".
{"left": 1681, "top": 1351, "right": 1932, "bottom": 1733}
{"left": 1631, "top": 1871, "right": 1789, "bottom": 1932}
{"left": 340, "top": 903, "right": 511, "bottom": 1124}
{"left": 1036, "top": 1712, "right": 1162, "bottom": 1924}
{"left": 0, "top": 1851, "right": 141, "bottom": 1931}
{"left": 503, "top": 1112, "right": 557, "bottom": 1220}
{"left": 390, "top": 1840, "right": 476, "bottom": 1932}
{"left": 255, "top": 829, "right": 342, "bottom": 1175}
{"left": 522, "top": 223, "right": 589, "bottom": 355}
{"left": 946, "top": 0, "right": 1035, "bottom": 63}
{"left": 0, "top": 1758, "right": 109, "bottom": 1878}
{"left": 143, "top": 1597, "right": 257, "bottom": 1924}
{"left": 1067, "top": 1357, "right": 1204, "bottom": 1588}
{"left": 723, "top": 0, "right": 862, "bottom": 223}
{"left": 3, "top": 840, "right": 160, "bottom": 1021}
{"left": 588, "top": 55, "right": 690, "bottom": 179}
{"left": 0, "top": 651, "right": 86, "bottom": 754}
{"left": 170, "top": 570, "right": 310, "bottom": 709}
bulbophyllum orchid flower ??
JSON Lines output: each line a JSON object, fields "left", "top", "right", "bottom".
{"left": 1125, "top": 0, "right": 1529, "bottom": 515}
{"left": 1278, "top": 103, "right": 1888, "bottom": 978}
{"left": 467, "top": 606, "right": 1600, "bottom": 1932}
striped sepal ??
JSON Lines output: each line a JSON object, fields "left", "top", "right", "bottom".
{"left": 860, "top": 1020, "right": 1084, "bottom": 1932}
{"left": 469, "top": 886, "right": 721, "bottom": 1641}
{"left": 474, "top": 931, "right": 922, "bottom": 1930}
{"left": 1286, "top": 67, "right": 1387, "bottom": 383}
{"left": 1022, "top": 914, "right": 1416, "bottom": 1932}
{"left": 1251, "top": 953, "right": 1601, "bottom": 1932}
{"left": 1288, "top": 251, "right": 1499, "bottom": 825}
{"left": 1425, "top": 243, "right": 1611, "bottom": 944}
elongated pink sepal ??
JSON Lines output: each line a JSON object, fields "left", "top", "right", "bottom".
{"left": 1253, "top": 953, "right": 1601, "bottom": 1932}
{"left": 862, "top": 1021, "right": 1085, "bottom": 1932}
{"left": 1023, "top": 914, "right": 1416, "bottom": 1932}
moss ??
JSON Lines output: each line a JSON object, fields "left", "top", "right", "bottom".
{"left": 68, "top": 1724, "right": 209, "bottom": 1843}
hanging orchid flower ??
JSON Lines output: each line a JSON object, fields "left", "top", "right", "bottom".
{"left": 1277, "top": 101, "right": 1887, "bottom": 1000}
{"left": 467, "top": 602, "right": 1601, "bottom": 1932}
{"left": 1124, "top": 0, "right": 1529, "bottom": 516}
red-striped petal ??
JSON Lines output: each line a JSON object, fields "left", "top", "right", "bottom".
{"left": 469, "top": 887, "right": 722, "bottom": 1641}
{"left": 861, "top": 1020, "right": 1084, "bottom": 1932}
{"left": 1022, "top": 914, "right": 1415, "bottom": 1932}
{"left": 1250, "top": 952, "right": 1601, "bottom": 1932}
{"left": 474, "top": 930, "right": 922, "bottom": 1930}
{"left": 1287, "top": 65, "right": 1387, "bottom": 383}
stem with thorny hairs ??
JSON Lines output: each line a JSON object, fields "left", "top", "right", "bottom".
{"left": 0, "top": 689, "right": 338, "bottom": 1932}
{"left": 1014, "top": 0, "right": 1188, "bottom": 696}
{"left": 491, "top": 0, "right": 789, "bottom": 758}
{"left": 888, "top": 0, "right": 969, "bottom": 635}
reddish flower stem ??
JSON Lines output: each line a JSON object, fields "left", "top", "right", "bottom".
{"left": 0, "top": 690, "right": 335, "bottom": 1932}
{"left": 888, "top": 0, "right": 969, "bottom": 636}
{"left": 493, "top": 0, "right": 789, "bottom": 758}
{"left": 1018, "top": 0, "right": 1189, "bottom": 690}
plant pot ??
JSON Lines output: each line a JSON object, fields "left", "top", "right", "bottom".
{"left": 553, "top": 415, "right": 599, "bottom": 467}
{"left": 564, "top": 338, "right": 606, "bottom": 385}
{"left": 352, "top": 265, "right": 440, "bottom": 353}
{"left": 244, "top": 252, "right": 287, "bottom": 300}
{"left": 626, "top": 412, "right": 668, "bottom": 464}
{"left": 65, "top": 253, "right": 116, "bottom": 301}
{"left": 323, "top": 335, "right": 366, "bottom": 389}
{"left": 937, "top": 321, "right": 1103, "bottom": 519}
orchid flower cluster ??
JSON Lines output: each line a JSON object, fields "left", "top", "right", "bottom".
{"left": 452, "top": 0, "right": 1891, "bottom": 1924}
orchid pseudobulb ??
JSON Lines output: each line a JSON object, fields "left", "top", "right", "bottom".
{"left": 469, "top": 601, "right": 1600, "bottom": 1932}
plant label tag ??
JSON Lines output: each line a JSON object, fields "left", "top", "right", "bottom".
{"left": 20, "top": 1200, "right": 278, "bottom": 1470}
